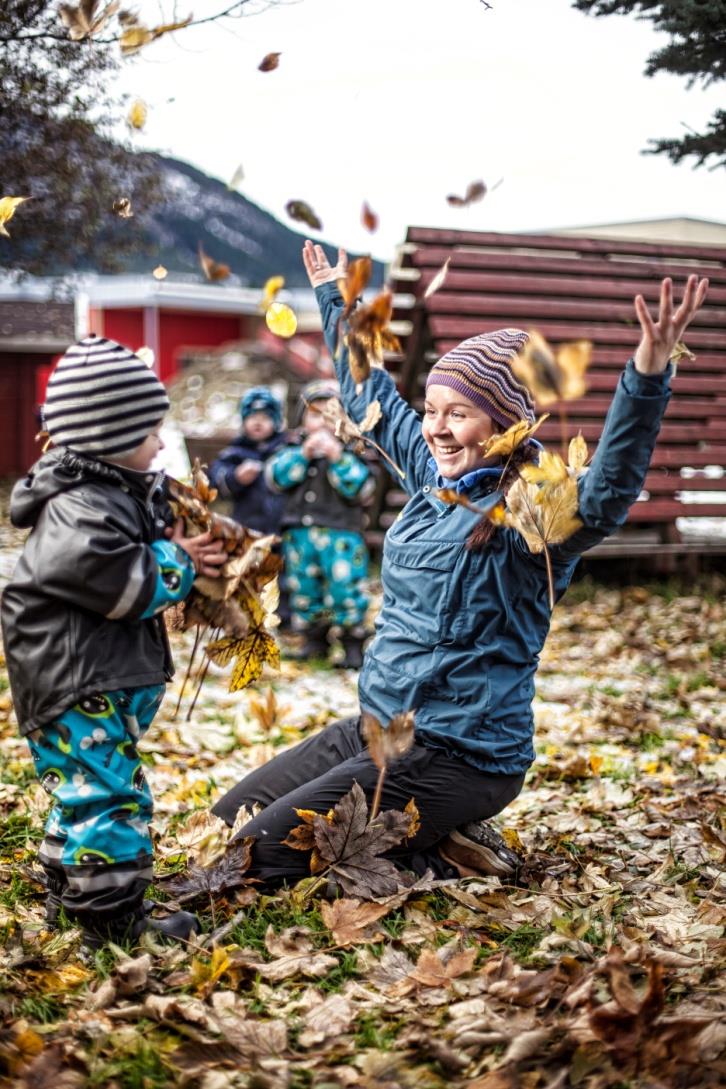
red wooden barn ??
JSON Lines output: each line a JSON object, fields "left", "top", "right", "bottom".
{"left": 379, "top": 225, "right": 726, "bottom": 559}
{"left": 0, "top": 277, "right": 323, "bottom": 476}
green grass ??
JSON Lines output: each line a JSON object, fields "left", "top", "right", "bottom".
{"left": 15, "top": 993, "right": 67, "bottom": 1023}
{"left": 0, "top": 871, "right": 39, "bottom": 910}
{"left": 354, "top": 1012, "right": 403, "bottom": 1049}
{"left": 501, "top": 922, "right": 546, "bottom": 961}
{"left": 86, "top": 1032, "right": 174, "bottom": 1089}
{"left": 710, "top": 640, "right": 726, "bottom": 659}
{"left": 0, "top": 814, "right": 42, "bottom": 860}
{"left": 230, "top": 895, "right": 327, "bottom": 955}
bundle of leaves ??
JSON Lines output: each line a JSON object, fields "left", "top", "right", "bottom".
{"left": 167, "top": 461, "right": 282, "bottom": 701}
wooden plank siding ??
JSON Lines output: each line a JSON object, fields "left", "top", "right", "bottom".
{"left": 372, "top": 227, "right": 726, "bottom": 556}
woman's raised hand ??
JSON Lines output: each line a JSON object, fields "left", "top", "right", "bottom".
{"left": 634, "top": 274, "right": 709, "bottom": 375}
{"left": 302, "top": 239, "right": 347, "bottom": 288}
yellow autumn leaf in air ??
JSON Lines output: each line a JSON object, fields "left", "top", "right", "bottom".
{"left": 266, "top": 302, "right": 297, "bottom": 338}
{"left": 120, "top": 14, "right": 193, "bottom": 56}
{"left": 127, "top": 99, "right": 148, "bottom": 131}
{"left": 480, "top": 413, "right": 548, "bottom": 459}
{"left": 152, "top": 264, "right": 168, "bottom": 280}
{"left": 568, "top": 433, "right": 589, "bottom": 472}
{"left": 513, "top": 329, "right": 592, "bottom": 406}
{"left": 230, "top": 629, "right": 280, "bottom": 692}
{"left": 261, "top": 275, "right": 285, "bottom": 311}
{"left": 0, "top": 196, "right": 30, "bottom": 238}
{"left": 520, "top": 449, "right": 569, "bottom": 489}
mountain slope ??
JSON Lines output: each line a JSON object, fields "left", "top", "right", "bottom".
{"left": 142, "top": 155, "right": 384, "bottom": 288}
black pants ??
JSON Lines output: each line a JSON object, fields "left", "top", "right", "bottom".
{"left": 212, "top": 716, "right": 524, "bottom": 886}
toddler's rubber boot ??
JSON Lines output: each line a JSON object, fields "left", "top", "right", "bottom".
{"left": 438, "top": 820, "right": 520, "bottom": 879}
{"left": 337, "top": 631, "right": 366, "bottom": 670}
{"left": 80, "top": 906, "right": 200, "bottom": 953}
{"left": 291, "top": 623, "right": 330, "bottom": 660}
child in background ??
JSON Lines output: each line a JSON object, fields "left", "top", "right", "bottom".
{"left": 267, "top": 379, "right": 374, "bottom": 668}
{"left": 208, "top": 386, "right": 288, "bottom": 536}
{"left": 0, "top": 335, "right": 227, "bottom": 948}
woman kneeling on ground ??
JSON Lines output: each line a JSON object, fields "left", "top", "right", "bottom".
{"left": 212, "top": 242, "right": 708, "bottom": 884}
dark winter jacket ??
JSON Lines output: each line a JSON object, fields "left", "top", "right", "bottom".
{"left": 267, "top": 438, "right": 375, "bottom": 533}
{"left": 315, "top": 281, "right": 673, "bottom": 776}
{"left": 0, "top": 447, "right": 193, "bottom": 735}
{"left": 208, "top": 432, "right": 289, "bottom": 534}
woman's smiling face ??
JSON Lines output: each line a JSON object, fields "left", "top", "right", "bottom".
{"left": 421, "top": 385, "right": 498, "bottom": 479}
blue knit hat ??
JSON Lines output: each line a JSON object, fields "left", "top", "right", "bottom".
{"left": 240, "top": 387, "right": 283, "bottom": 431}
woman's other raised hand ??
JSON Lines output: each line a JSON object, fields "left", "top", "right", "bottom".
{"left": 634, "top": 274, "right": 709, "bottom": 375}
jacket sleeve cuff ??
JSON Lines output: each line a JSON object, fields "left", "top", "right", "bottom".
{"left": 622, "top": 357, "right": 673, "bottom": 397}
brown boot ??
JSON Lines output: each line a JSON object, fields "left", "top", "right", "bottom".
{"left": 438, "top": 821, "right": 520, "bottom": 879}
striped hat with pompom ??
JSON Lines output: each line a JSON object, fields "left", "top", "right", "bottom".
{"left": 426, "top": 328, "right": 535, "bottom": 427}
{"left": 42, "top": 335, "right": 170, "bottom": 458}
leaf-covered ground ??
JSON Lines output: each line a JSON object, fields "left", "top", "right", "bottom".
{"left": 0, "top": 549, "right": 725, "bottom": 1087}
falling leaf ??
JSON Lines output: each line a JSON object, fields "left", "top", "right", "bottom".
{"left": 446, "top": 179, "right": 487, "bottom": 207}
{"left": 359, "top": 400, "right": 382, "bottom": 433}
{"left": 228, "top": 163, "right": 245, "bottom": 190}
{"left": 258, "top": 51, "right": 281, "bottom": 72}
{"left": 58, "top": 0, "right": 119, "bottom": 41}
{"left": 285, "top": 199, "right": 322, "bottom": 230}
{"left": 265, "top": 302, "right": 297, "bottom": 338}
{"left": 206, "top": 627, "right": 279, "bottom": 692}
{"left": 670, "top": 340, "right": 696, "bottom": 376}
{"left": 362, "top": 201, "right": 379, "bottom": 232}
{"left": 112, "top": 196, "right": 133, "bottom": 218}
{"left": 480, "top": 414, "right": 548, "bottom": 459}
{"left": 424, "top": 256, "right": 451, "bottom": 299}
{"left": 119, "top": 13, "right": 193, "bottom": 56}
{"left": 159, "top": 837, "right": 256, "bottom": 905}
{"left": 513, "top": 330, "right": 592, "bottom": 406}
{"left": 347, "top": 291, "right": 401, "bottom": 386}
{"left": 260, "top": 274, "right": 285, "bottom": 311}
{"left": 320, "top": 398, "right": 405, "bottom": 480}
{"left": 152, "top": 264, "right": 167, "bottom": 280}
{"left": 320, "top": 898, "right": 391, "bottom": 946}
{"left": 126, "top": 98, "right": 148, "bottom": 131}
{"left": 247, "top": 686, "right": 290, "bottom": 738}
{"left": 568, "top": 432, "right": 589, "bottom": 472}
{"left": 0, "top": 196, "right": 30, "bottom": 238}
{"left": 361, "top": 710, "right": 415, "bottom": 771}
{"left": 198, "top": 243, "right": 231, "bottom": 282}
{"left": 135, "top": 346, "right": 155, "bottom": 368}
{"left": 338, "top": 255, "right": 373, "bottom": 319}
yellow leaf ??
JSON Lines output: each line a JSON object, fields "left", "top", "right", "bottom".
{"left": 404, "top": 797, "right": 420, "bottom": 840}
{"left": 568, "top": 433, "right": 589, "bottom": 472}
{"left": 191, "top": 945, "right": 230, "bottom": 996}
{"left": 513, "top": 330, "right": 591, "bottom": 406}
{"left": 0, "top": 196, "right": 30, "bottom": 238}
{"left": 230, "top": 629, "right": 279, "bottom": 692}
{"left": 480, "top": 414, "right": 548, "bottom": 459}
{"left": 127, "top": 98, "right": 148, "bottom": 131}
{"left": 589, "top": 753, "right": 604, "bottom": 776}
{"left": 120, "top": 14, "right": 193, "bottom": 56}
{"left": 266, "top": 302, "right": 297, "bottom": 338}
{"left": 153, "top": 264, "right": 168, "bottom": 280}
{"left": 261, "top": 275, "right": 285, "bottom": 311}
{"left": 206, "top": 634, "right": 245, "bottom": 668}
{"left": 520, "top": 449, "right": 569, "bottom": 488}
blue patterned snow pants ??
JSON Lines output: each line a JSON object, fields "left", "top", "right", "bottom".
{"left": 27, "top": 685, "right": 164, "bottom": 924}
{"left": 282, "top": 526, "right": 368, "bottom": 629}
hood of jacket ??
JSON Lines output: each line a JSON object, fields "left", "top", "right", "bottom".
{"left": 10, "top": 447, "right": 164, "bottom": 530}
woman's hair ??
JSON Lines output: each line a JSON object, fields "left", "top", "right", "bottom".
{"left": 465, "top": 437, "right": 540, "bottom": 551}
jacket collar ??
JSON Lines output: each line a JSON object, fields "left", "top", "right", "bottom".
{"left": 427, "top": 457, "right": 502, "bottom": 496}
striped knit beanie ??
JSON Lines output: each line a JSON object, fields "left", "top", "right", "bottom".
{"left": 43, "top": 335, "right": 170, "bottom": 458}
{"left": 426, "top": 329, "right": 535, "bottom": 428}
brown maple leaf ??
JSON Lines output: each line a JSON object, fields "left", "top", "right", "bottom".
{"left": 158, "top": 837, "right": 256, "bottom": 905}
{"left": 288, "top": 782, "right": 417, "bottom": 899}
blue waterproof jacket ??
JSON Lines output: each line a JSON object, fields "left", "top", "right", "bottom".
{"left": 315, "top": 281, "right": 673, "bottom": 775}
{"left": 208, "top": 432, "right": 288, "bottom": 535}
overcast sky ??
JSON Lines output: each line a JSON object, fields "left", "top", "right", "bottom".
{"left": 116, "top": 0, "right": 725, "bottom": 262}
